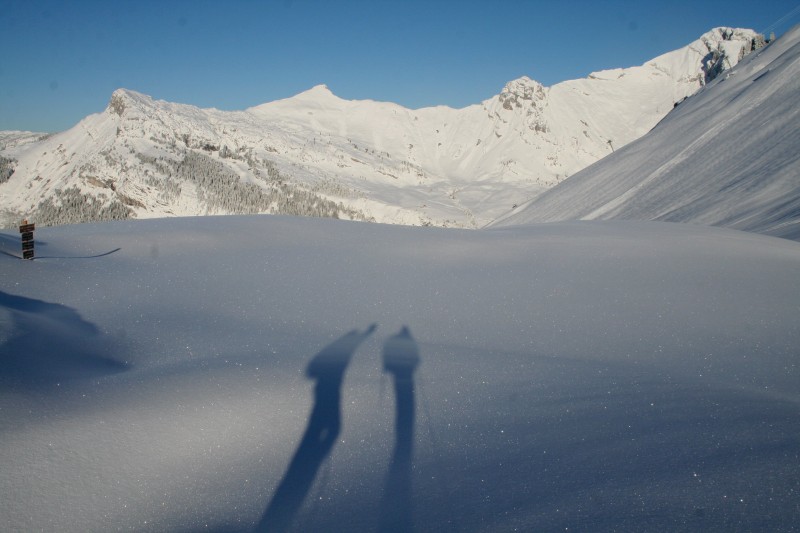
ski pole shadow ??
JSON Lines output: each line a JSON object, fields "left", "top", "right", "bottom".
{"left": 379, "top": 326, "right": 421, "bottom": 533}
{"left": 257, "top": 324, "right": 377, "bottom": 533}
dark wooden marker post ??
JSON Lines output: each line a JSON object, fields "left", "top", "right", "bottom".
{"left": 19, "top": 220, "right": 35, "bottom": 260}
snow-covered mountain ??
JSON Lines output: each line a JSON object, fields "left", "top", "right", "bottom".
{"left": 0, "top": 28, "right": 761, "bottom": 229}
{"left": 493, "top": 26, "right": 799, "bottom": 240}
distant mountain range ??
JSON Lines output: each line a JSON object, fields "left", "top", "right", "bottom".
{"left": 492, "top": 25, "right": 799, "bottom": 241}
{"left": 0, "top": 27, "right": 776, "bottom": 231}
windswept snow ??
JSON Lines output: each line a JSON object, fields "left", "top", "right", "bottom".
{"left": 493, "top": 26, "right": 800, "bottom": 241}
{"left": 1, "top": 216, "right": 799, "bottom": 531}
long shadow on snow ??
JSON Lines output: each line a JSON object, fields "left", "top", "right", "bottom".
{"left": 257, "top": 324, "right": 377, "bottom": 533}
{"left": 379, "top": 327, "right": 421, "bottom": 533}
{"left": 0, "top": 232, "right": 49, "bottom": 256}
{"left": 0, "top": 291, "right": 129, "bottom": 388}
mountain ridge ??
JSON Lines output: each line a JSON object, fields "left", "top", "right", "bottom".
{"left": 0, "top": 27, "right": 761, "bottom": 229}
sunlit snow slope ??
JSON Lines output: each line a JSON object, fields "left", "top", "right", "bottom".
{"left": 1, "top": 216, "right": 799, "bottom": 531}
{"left": 493, "top": 26, "right": 800, "bottom": 241}
{"left": 0, "top": 29, "right": 760, "bottom": 229}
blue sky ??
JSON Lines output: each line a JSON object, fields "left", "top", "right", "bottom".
{"left": 2, "top": 0, "right": 799, "bottom": 132}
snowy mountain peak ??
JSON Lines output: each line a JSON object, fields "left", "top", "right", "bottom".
{"left": 292, "top": 83, "right": 338, "bottom": 100}
{"left": 642, "top": 27, "right": 759, "bottom": 84}
{"left": 107, "top": 88, "right": 154, "bottom": 116}
{"left": 498, "top": 76, "right": 546, "bottom": 109}
{"left": 246, "top": 83, "right": 346, "bottom": 115}
{"left": 702, "top": 26, "right": 760, "bottom": 44}
{"left": 309, "top": 83, "right": 333, "bottom": 94}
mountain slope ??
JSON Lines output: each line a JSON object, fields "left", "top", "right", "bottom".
{"left": 0, "top": 28, "right": 761, "bottom": 229}
{"left": 492, "top": 26, "right": 800, "bottom": 241}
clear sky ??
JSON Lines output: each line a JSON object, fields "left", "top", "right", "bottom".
{"left": 2, "top": 0, "right": 799, "bottom": 132}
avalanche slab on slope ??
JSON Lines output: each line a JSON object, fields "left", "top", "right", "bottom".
{"left": 1, "top": 215, "right": 799, "bottom": 531}
{"left": 493, "top": 26, "right": 800, "bottom": 240}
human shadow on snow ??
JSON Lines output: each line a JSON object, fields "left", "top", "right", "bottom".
{"left": 0, "top": 290, "right": 128, "bottom": 388}
{"left": 378, "top": 327, "right": 421, "bottom": 533}
{"left": 257, "top": 325, "right": 422, "bottom": 533}
{"left": 257, "top": 324, "right": 377, "bottom": 533}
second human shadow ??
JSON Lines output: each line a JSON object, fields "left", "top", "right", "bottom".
{"left": 379, "top": 326, "right": 421, "bottom": 533}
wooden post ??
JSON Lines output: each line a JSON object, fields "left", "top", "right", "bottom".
{"left": 19, "top": 219, "right": 35, "bottom": 260}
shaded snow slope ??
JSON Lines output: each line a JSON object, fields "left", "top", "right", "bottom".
{"left": 0, "top": 29, "right": 759, "bottom": 229}
{"left": 1, "top": 215, "right": 799, "bottom": 531}
{"left": 493, "top": 26, "right": 800, "bottom": 241}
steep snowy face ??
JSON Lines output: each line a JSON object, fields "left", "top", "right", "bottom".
{"left": 647, "top": 27, "right": 766, "bottom": 84}
{"left": 492, "top": 26, "right": 800, "bottom": 241}
{"left": 0, "top": 28, "right": 760, "bottom": 229}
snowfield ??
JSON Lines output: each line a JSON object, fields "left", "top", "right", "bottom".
{"left": 2, "top": 215, "right": 799, "bottom": 531}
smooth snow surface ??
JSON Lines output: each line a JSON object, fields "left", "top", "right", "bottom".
{"left": 2, "top": 215, "right": 799, "bottom": 531}
{"left": 493, "top": 25, "right": 800, "bottom": 241}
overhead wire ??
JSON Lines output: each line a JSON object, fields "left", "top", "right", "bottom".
{"left": 760, "top": 3, "right": 800, "bottom": 37}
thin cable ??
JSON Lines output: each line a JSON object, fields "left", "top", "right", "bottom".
{"left": 761, "top": 3, "right": 800, "bottom": 36}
